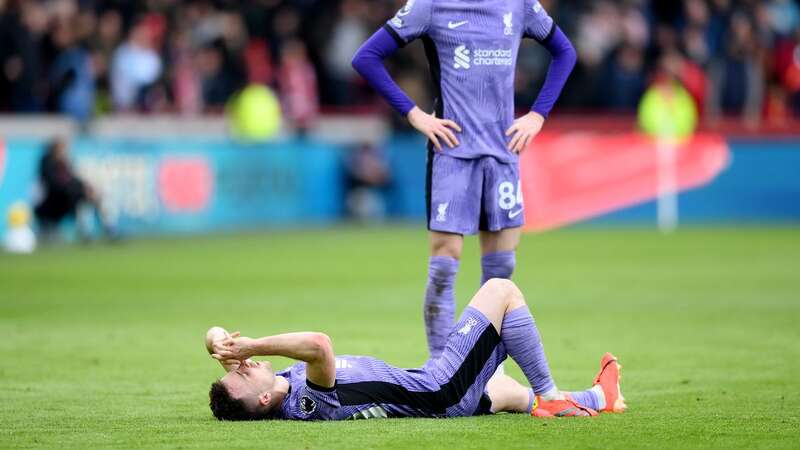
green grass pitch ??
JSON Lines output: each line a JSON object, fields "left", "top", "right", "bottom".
{"left": 1, "top": 226, "right": 798, "bottom": 449}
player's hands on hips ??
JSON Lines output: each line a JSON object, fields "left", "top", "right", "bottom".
{"left": 407, "top": 106, "right": 462, "bottom": 151}
{"left": 211, "top": 332, "right": 255, "bottom": 363}
{"left": 506, "top": 111, "right": 545, "bottom": 154}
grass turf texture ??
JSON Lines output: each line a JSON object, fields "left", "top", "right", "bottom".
{"left": 1, "top": 226, "right": 798, "bottom": 449}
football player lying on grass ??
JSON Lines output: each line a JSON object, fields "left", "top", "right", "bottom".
{"left": 206, "top": 279, "right": 626, "bottom": 420}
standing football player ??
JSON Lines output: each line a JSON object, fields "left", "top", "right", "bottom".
{"left": 352, "top": 0, "right": 576, "bottom": 357}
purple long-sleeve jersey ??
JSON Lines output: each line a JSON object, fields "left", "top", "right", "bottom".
{"left": 272, "top": 310, "right": 507, "bottom": 420}
{"left": 382, "top": 0, "right": 556, "bottom": 163}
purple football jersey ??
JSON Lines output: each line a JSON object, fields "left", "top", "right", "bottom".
{"left": 385, "top": 0, "right": 554, "bottom": 163}
{"left": 272, "top": 308, "right": 506, "bottom": 420}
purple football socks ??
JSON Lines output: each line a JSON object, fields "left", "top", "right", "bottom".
{"left": 480, "top": 251, "right": 516, "bottom": 285}
{"left": 528, "top": 388, "right": 602, "bottom": 412}
{"left": 500, "top": 307, "right": 556, "bottom": 395}
{"left": 567, "top": 388, "right": 603, "bottom": 411}
{"left": 424, "top": 256, "right": 459, "bottom": 358}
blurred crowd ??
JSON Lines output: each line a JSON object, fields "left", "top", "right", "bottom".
{"left": 1, "top": 0, "right": 799, "bottom": 126}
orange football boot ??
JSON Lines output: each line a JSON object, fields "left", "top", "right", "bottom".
{"left": 531, "top": 396, "right": 598, "bottom": 417}
{"left": 593, "top": 352, "right": 626, "bottom": 413}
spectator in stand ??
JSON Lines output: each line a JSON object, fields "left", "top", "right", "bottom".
{"left": 277, "top": 39, "right": 319, "bottom": 134}
{"left": 197, "top": 38, "right": 246, "bottom": 112}
{"left": 325, "top": 0, "right": 368, "bottom": 105}
{"left": 170, "top": 23, "right": 203, "bottom": 115}
{"left": 706, "top": 11, "right": 765, "bottom": 125}
{"left": 787, "top": 30, "right": 800, "bottom": 114}
{"left": 92, "top": 9, "right": 124, "bottom": 114}
{"left": 1, "top": 0, "right": 799, "bottom": 123}
{"left": 0, "top": 0, "right": 47, "bottom": 112}
{"left": 599, "top": 43, "right": 647, "bottom": 110}
{"left": 110, "top": 17, "right": 162, "bottom": 111}
{"left": 766, "top": 0, "right": 800, "bottom": 37}
{"left": 48, "top": 17, "right": 94, "bottom": 123}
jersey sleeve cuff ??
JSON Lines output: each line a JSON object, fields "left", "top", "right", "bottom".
{"left": 527, "top": 22, "right": 556, "bottom": 44}
{"left": 539, "top": 23, "right": 556, "bottom": 44}
{"left": 382, "top": 24, "right": 407, "bottom": 48}
{"left": 530, "top": 105, "right": 550, "bottom": 119}
{"left": 306, "top": 379, "right": 337, "bottom": 392}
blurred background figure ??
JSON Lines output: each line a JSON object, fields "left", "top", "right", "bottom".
{"left": 324, "top": 0, "right": 368, "bottom": 106}
{"left": 344, "top": 143, "right": 391, "bottom": 222}
{"left": 0, "top": 0, "right": 797, "bottom": 126}
{"left": 277, "top": 39, "right": 318, "bottom": 134}
{"left": 48, "top": 14, "right": 95, "bottom": 123}
{"left": 110, "top": 17, "right": 163, "bottom": 112}
{"left": 33, "top": 138, "right": 116, "bottom": 242}
{"left": 705, "top": 10, "right": 764, "bottom": 127}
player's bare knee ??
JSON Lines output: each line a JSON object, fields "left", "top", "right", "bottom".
{"left": 506, "top": 282, "right": 525, "bottom": 310}
{"left": 431, "top": 243, "right": 461, "bottom": 259}
{"left": 430, "top": 233, "right": 463, "bottom": 259}
{"left": 482, "top": 278, "right": 524, "bottom": 308}
{"left": 481, "top": 278, "right": 511, "bottom": 301}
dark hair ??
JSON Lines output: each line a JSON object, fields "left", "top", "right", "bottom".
{"left": 208, "top": 380, "right": 269, "bottom": 421}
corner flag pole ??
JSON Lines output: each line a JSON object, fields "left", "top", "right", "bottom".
{"left": 656, "top": 137, "right": 677, "bottom": 233}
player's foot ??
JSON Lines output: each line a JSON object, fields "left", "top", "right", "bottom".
{"left": 531, "top": 396, "right": 598, "bottom": 417}
{"left": 593, "top": 352, "right": 626, "bottom": 413}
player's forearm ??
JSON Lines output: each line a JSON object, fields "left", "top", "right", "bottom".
{"left": 352, "top": 27, "right": 416, "bottom": 116}
{"left": 251, "top": 332, "right": 333, "bottom": 363}
{"left": 531, "top": 26, "right": 577, "bottom": 119}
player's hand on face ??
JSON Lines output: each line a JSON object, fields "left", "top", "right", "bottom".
{"left": 211, "top": 331, "right": 255, "bottom": 363}
{"left": 407, "top": 106, "right": 462, "bottom": 151}
{"left": 505, "top": 111, "right": 545, "bottom": 154}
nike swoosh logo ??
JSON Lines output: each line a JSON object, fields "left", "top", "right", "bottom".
{"left": 448, "top": 20, "right": 468, "bottom": 29}
{"left": 508, "top": 209, "right": 523, "bottom": 219}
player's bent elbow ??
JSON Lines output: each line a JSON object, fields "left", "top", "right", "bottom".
{"left": 564, "top": 45, "right": 577, "bottom": 69}
{"left": 309, "top": 332, "right": 334, "bottom": 361}
{"left": 351, "top": 52, "right": 367, "bottom": 75}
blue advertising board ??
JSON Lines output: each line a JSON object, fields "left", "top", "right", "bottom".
{"left": 0, "top": 137, "right": 344, "bottom": 236}
{"left": 1, "top": 133, "right": 798, "bottom": 239}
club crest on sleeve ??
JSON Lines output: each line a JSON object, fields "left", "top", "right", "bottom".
{"left": 300, "top": 395, "right": 317, "bottom": 415}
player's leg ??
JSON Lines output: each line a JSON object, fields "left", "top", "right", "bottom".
{"left": 484, "top": 372, "right": 592, "bottom": 414}
{"left": 424, "top": 153, "right": 482, "bottom": 358}
{"left": 478, "top": 228, "right": 520, "bottom": 284}
{"left": 478, "top": 227, "right": 519, "bottom": 374}
{"left": 424, "top": 231, "right": 463, "bottom": 358}
{"left": 486, "top": 368, "right": 624, "bottom": 414}
{"left": 478, "top": 158, "right": 524, "bottom": 285}
{"left": 485, "top": 373, "right": 531, "bottom": 413}
{"left": 466, "top": 279, "right": 597, "bottom": 416}
{"left": 427, "top": 280, "right": 604, "bottom": 418}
